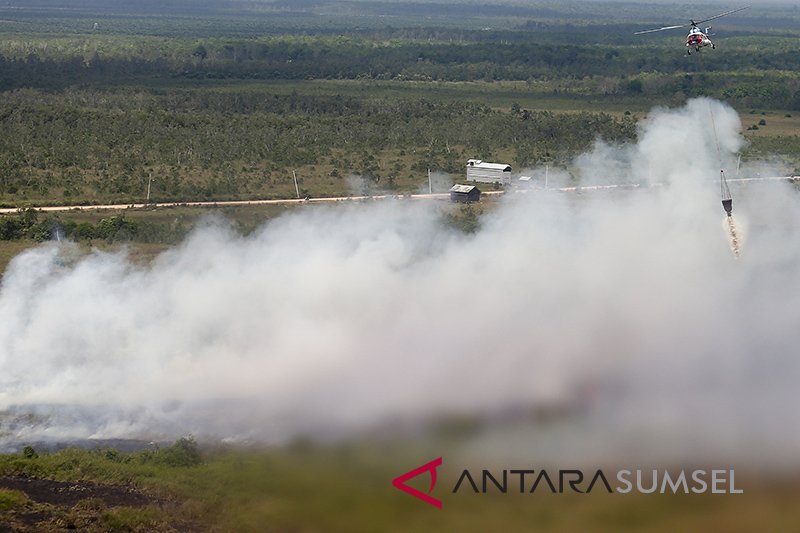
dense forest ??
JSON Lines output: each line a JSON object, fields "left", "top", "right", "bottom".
{"left": 2, "top": 36, "right": 800, "bottom": 109}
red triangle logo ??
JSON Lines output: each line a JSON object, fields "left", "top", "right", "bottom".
{"left": 391, "top": 457, "right": 443, "bottom": 509}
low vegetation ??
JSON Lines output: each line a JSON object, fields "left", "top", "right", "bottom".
{"left": 1, "top": 440, "right": 800, "bottom": 532}
{"left": 0, "top": 86, "right": 638, "bottom": 206}
{"left": 0, "top": 208, "right": 189, "bottom": 244}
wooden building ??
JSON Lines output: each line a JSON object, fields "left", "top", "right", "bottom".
{"left": 449, "top": 184, "right": 481, "bottom": 203}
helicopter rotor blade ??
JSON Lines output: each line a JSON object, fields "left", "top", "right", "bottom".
{"left": 634, "top": 24, "right": 685, "bottom": 35}
{"left": 635, "top": 6, "right": 748, "bottom": 35}
{"left": 694, "top": 6, "right": 749, "bottom": 26}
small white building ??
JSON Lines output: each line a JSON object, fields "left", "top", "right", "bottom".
{"left": 466, "top": 159, "right": 512, "bottom": 185}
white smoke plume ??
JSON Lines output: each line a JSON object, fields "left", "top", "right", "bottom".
{"left": 418, "top": 170, "right": 453, "bottom": 194}
{"left": 1, "top": 98, "right": 799, "bottom": 466}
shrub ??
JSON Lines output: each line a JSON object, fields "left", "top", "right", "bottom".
{"left": 0, "top": 489, "right": 29, "bottom": 511}
{"left": 0, "top": 217, "right": 23, "bottom": 240}
{"left": 157, "top": 436, "right": 202, "bottom": 467}
{"left": 103, "top": 448, "right": 121, "bottom": 462}
{"left": 22, "top": 445, "right": 38, "bottom": 459}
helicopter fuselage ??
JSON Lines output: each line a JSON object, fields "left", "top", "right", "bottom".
{"left": 686, "top": 27, "right": 714, "bottom": 53}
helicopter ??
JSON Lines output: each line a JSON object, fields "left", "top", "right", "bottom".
{"left": 635, "top": 6, "right": 749, "bottom": 55}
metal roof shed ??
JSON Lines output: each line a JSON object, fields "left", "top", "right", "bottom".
{"left": 450, "top": 184, "right": 481, "bottom": 203}
{"left": 466, "top": 159, "right": 512, "bottom": 185}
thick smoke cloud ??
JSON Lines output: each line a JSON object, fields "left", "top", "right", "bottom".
{"left": 1, "top": 98, "right": 799, "bottom": 465}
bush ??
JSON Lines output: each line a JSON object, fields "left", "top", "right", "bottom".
{"left": 96, "top": 215, "right": 138, "bottom": 242}
{"left": 156, "top": 436, "right": 202, "bottom": 467}
{"left": 443, "top": 205, "right": 482, "bottom": 234}
{"left": 103, "top": 448, "right": 121, "bottom": 462}
{"left": 0, "top": 217, "right": 23, "bottom": 240}
{"left": 22, "top": 445, "right": 38, "bottom": 459}
{"left": 625, "top": 79, "right": 643, "bottom": 94}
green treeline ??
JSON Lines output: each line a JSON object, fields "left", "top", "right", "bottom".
{"left": 2, "top": 37, "right": 800, "bottom": 110}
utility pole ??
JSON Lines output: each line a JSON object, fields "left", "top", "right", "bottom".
{"left": 428, "top": 168, "right": 432, "bottom": 194}
{"left": 544, "top": 165, "right": 549, "bottom": 190}
{"left": 146, "top": 172, "right": 153, "bottom": 203}
{"left": 292, "top": 170, "right": 300, "bottom": 199}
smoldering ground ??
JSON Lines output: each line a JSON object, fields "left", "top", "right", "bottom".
{"left": 1, "top": 98, "right": 799, "bottom": 466}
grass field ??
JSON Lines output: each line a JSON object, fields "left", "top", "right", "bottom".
{"left": 1, "top": 442, "right": 799, "bottom": 532}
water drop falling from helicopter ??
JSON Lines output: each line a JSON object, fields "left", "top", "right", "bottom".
{"left": 724, "top": 214, "right": 743, "bottom": 258}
